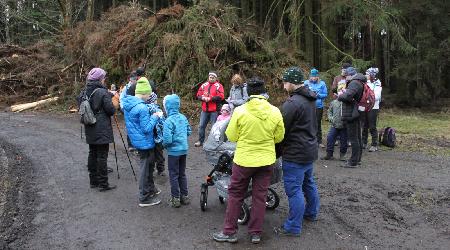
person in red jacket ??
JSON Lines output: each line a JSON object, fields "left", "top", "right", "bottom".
{"left": 194, "top": 72, "right": 224, "bottom": 147}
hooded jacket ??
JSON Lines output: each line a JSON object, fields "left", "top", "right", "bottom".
{"left": 304, "top": 79, "right": 328, "bottom": 109}
{"left": 162, "top": 94, "right": 192, "bottom": 156}
{"left": 77, "top": 80, "right": 116, "bottom": 145}
{"left": 278, "top": 86, "right": 318, "bottom": 164}
{"left": 225, "top": 95, "right": 285, "bottom": 167}
{"left": 122, "top": 94, "right": 159, "bottom": 150}
{"left": 338, "top": 73, "right": 365, "bottom": 121}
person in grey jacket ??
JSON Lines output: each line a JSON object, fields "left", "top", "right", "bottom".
{"left": 321, "top": 98, "right": 347, "bottom": 161}
{"left": 226, "top": 74, "right": 248, "bottom": 110}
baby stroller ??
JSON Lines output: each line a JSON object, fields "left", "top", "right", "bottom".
{"left": 200, "top": 150, "right": 281, "bottom": 225}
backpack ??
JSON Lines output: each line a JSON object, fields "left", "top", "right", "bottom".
{"left": 79, "top": 88, "right": 99, "bottom": 125}
{"left": 358, "top": 82, "right": 376, "bottom": 112}
{"left": 379, "top": 127, "right": 396, "bottom": 148}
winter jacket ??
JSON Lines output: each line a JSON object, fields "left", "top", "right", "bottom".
{"left": 227, "top": 84, "right": 249, "bottom": 109}
{"left": 77, "top": 80, "right": 116, "bottom": 145}
{"left": 338, "top": 73, "right": 365, "bottom": 121}
{"left": 162, "top": 94, "right": 192, "bottom": 156}
{"left": 196, "top": 81, "right": 225, "bottom": 112}
{"left": 304, "top": 79, "right": 328, "bottom": 109}
{"left": 367, "top": 79, "right": 382, "bottom": 110}
{"left": 327, "top": 99, "right": 344, "bottom": 129}
{"left": 278, "top": 86, "right": 318, "bottom": 164}
{"left": 225, "top": 95, "right": 285, "bottom": 167}
{"left": 122, "top": 94, "right": 159, "bottom": 150}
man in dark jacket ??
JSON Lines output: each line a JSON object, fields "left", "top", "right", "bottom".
{"left": 274, "top": 67, "right": 320, "bottom": 237}
{"left": 337, "top": 67, "right": 365, "bottom": 167}
{"left": 77, "top": 68, "right": 116, "bottom": 191}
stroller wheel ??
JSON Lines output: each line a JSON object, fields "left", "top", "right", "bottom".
{"left": 218, "top": 196, "right": 225, "bottom": 204}
{"left": 266, "top": 187, "right": 280, "bottom": 210}
{"left": 237, "top": 203, "right": 250, "bottom": 225}
{"left": 200, "top": 184, "right": 208, "bottom": 211}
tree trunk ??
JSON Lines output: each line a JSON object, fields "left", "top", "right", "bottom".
{"left": 58, "top": 0, "right": 73, "bottom": 28}
{"left": 304, "top": 0, "right": 314, "bottom": 65}
{"left": 87, "top": 0, "right": 95, "bottom": 21}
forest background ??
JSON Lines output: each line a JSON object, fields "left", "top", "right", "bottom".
{"left": 0, "top": 0, "right": 449, "bottom": 109}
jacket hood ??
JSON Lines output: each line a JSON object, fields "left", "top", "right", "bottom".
{"left": 292, "top": 86, "right": 317, "bottom": 101}
{"left": 351, "top": 73, "right": 367, "bottom": 82}
{"left": 245, "top": 95, "right": 272, "bottom": 121}
{"left": 122, "top": 94, "right": 145, "bottom": 112}
{"left": 86, "top": 80, "right": 106, "bottom": 93}
{"left": 163, "top": 94, "right": 180, "bottom": 116}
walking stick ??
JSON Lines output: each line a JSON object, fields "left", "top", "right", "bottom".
{"left": 112, "top": 140, "right": 120, "bottom": 179}
{"left": 113, "top": 114, "right": 137, "bottom": 181}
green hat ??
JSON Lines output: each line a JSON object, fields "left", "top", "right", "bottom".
{"left": 135, "top": 77, "right": 152, "bottom": 95}
{"left": 282, "top": 67, "right": 304, "bottom": 85}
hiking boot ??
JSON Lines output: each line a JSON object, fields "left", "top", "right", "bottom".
{"left": 98, "top": 184, "right": 117, "bottom": 192}
{"left": 194, "top": 141, "right": 203, "bottom": 147}
{"left": 339, "top": 153, "right": 347, "bottom": 161}
{"left": 180, "top": 195, "right": 190, "bottom": 205}
{"left": 212, "top": 232, "right": 238, "bottom": 243}
{"left": 250, "top": 234, "right": 261, "bottom": 244}
{"left": 273, "top": 226, "right": 300, "bottom": 237}
{"left": 368, "top": 146, "right": 378, "bottom": 152}
{"left": 320, "top": 154, "right": 334, "bottom": 160}
{"left": 139, "top": 197, "right": 161, "bottom": 207}
{"left": 169, "top": 197, "right": 181, "bottom": 208}
{"left": 340, "top": 162, "right": 358, "bottom": 168}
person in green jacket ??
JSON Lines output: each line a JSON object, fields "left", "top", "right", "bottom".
{"left": 213, "top": 77, "right": 285, "bottom": 244}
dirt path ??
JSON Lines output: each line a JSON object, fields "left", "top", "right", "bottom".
{"left": 0, "top": 112, "right": 449, "bottom": 249}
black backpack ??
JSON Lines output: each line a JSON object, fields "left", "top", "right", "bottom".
{"left": 379, "top": 127, "right": 396, "bottom": 148}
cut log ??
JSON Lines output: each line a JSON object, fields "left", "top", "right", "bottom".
{"left": 10, "top": 97, "right": 59, "bottom": 112}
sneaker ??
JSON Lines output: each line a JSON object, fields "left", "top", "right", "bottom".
{"left": 139, "top": 197, "right": 161, "bottom": 207}
{"left": 368, "top": 146, "right": 378, "bottom": 152}
{"left": 339, "top": 161, "right": 358, "bottom": 168}
{"left": 339, "top": 153, "right": 347, "bottom": 161}
{"left": 169, "top": 197, "right": 181, "bottom": 208}
{"left": 98, "top": 184, "right": 117, "bottom": 192}
{"left": 212, "top": 232, "right": 238, "bottom": 243}
{"left": 273, "top": 227, "right": 300, "bottom": 237}
{"left": 320, "top": 154, "right": 334, "bottom": 160}
{"left": 250, "top": 234, "right": 261, "bottom": 244}
{"left": 181, "top": 195, "right": 190, "bottom": 205}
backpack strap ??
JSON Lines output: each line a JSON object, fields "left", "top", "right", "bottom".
{"left": 88, "top": 88, "right": 100, "bottom": 100}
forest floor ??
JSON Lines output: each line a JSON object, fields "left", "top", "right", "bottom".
{"left": 0, "top": 112, "right": 449, "bottom": 249}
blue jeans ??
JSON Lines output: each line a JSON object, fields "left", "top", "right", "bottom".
{"left": 168, "top": 155, "right": 188, "bottom": 198}
{"left": 326, "top": 127, "right": 348, "bottom": 155}
{"left": 198, "top": 111, "right": 218, "bottom": 143}
{"left": 282, "top": 160, "right": 320, "bottom": 234}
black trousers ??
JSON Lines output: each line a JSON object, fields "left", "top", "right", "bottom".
{"left": 360, "top": 109, "right": 379, "bottom": 146}
{"left": 316, "top": 108, "right": 323, "bottom": 144}
{"left": 87, "top": 144, "right": 109, "bottom": 187}
{"left": 346, "top": 120, "right": 362, "bottom": 165}
{"left": 154, "top": 142, "right": 165, "bottom": 173}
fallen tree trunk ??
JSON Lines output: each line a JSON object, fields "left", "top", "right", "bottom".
{"left": 10, "top": 97, "right": 59, "bottom": 112}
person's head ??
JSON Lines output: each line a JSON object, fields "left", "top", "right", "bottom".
{"left": 146, "top": 92, "right": 158, "bottom": 104}
{"left": 246, "top": 76, "right": 266, "bottom": 96}
{"left": 135, "top": 77, "right": 152, "bottom": 100}
{"left": 366, "top": 67, "right": 379, "bottom": 80}
{"left": 345, "top": 67, "right": 357, "bottom": 81}
{"left": 220, "top": 104, "right": 231, "bottom": 116}
{"left": 129, "top": 71, "right": 138, "bottom": 83}
{"left": 136, "top": 67, "right": 145, "bottom": 78}
{"left": 309, "top": 68, "right": 319, "bottom": 82}
{"left": 282, "top": 66, "right": 304, "bottom": 92}
{"left": 231, "top": 74, "right": 244, "bottom": 86}
{"left": 341, "top": 62, "right": 352, "bottom": 76}
{"left": 208, "top": 71, "right": 218, "bottom": 83}
{"left": 163, "top": 94, "right": 180, "bottom": 115}
{"left": 87, "top": 68, "right": 107, "bottom": 84}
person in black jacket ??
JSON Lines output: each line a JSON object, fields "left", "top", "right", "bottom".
{"left": 337, "top": 67, "right": 365, "bottom": 167}
{"left": 77, "top": 68, "right": 117, "bottom": 191}
{"left": 274, "top": 67, "right": 320, "bottom": 237}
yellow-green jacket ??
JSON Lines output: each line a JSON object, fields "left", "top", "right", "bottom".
{"left": 225, "top": 95, "right": 285, "bottom": 167}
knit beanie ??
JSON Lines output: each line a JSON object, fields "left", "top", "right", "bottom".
{"left": 345, "top": 67, "right": 357, "bottom": 76}
{"left": 282, "top": 67, "right": 304, "bottom": 85}
{"left": 221, "top": 104, "right": 231, "bottom": 112}
{"left": 310, "top": 68, "right": 319, "bottom": 77}
{"left": 246, "top": 77, "right": 266, "bottom": 96}
{"left": 135, "top": 77, "right": 152, "bottom": 95}
{"left": 146, "top": 92, "right": 158, "bottom": 104}
{"left": 366, "top": 67, "right": 379, "bottom": 77}
{"left": 87, "top": 68, "right": 106, "bottom": 81}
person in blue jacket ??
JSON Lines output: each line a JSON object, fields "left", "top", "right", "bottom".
{"left": 162, "top": 94, "right": 192, "bottom": 208}
{"left": 304, "top": 68, "right": 328, "bottom": 147}
{"left": 122, "top": 77, "right": 163, "bottom": 207}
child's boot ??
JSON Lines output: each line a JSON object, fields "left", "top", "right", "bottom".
{"left": 169, "top": 197, "right": 181, "bottom": 208}
{"left": 181, "top": 195, "right": 190, "bottom": 205}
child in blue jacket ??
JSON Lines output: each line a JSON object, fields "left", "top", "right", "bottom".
{"left": 162, "top": 94, "right": 192, "bottom": 208}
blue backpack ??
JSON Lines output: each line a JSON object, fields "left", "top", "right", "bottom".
{"left": 379, "top": 127, "right": 396, "bottom": 148}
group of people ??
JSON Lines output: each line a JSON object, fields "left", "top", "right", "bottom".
{"left": 77, "top": 62, "right": 382, "bottom": 244}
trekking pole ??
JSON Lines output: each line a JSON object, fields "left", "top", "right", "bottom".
{"left": 112, "top": 140, "right": 120, "bottom": 179}
{"left": 113, "top": 114, "right": 137, "bottom": 181}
